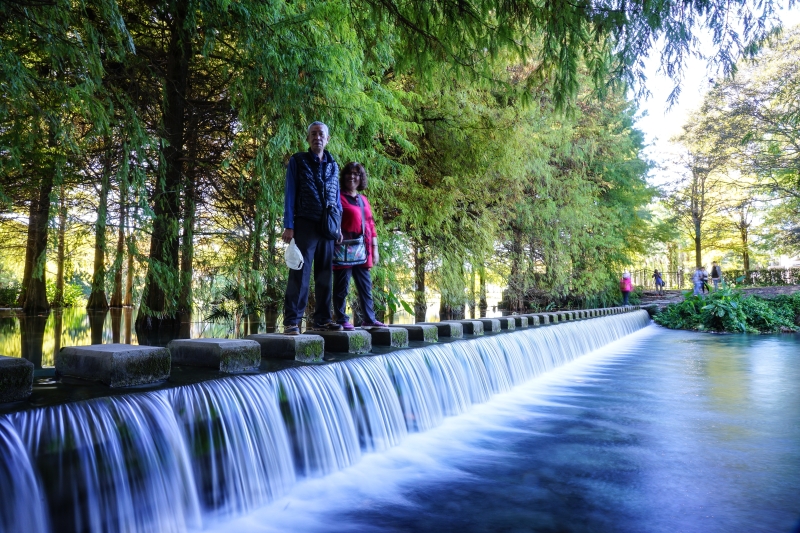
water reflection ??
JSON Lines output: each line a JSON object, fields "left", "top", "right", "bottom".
{"left": 0, "top": 302, "right": 503, "bottom": 367}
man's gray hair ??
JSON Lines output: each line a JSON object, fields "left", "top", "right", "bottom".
{"left": 307, "top": 121, "right": 329, "bottom": 137}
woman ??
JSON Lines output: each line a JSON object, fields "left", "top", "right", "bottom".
{"left": 620, "top": 271, "right": 633, "bottom": 306}
{"left": 332, "top": 162, "right": 386, "bottom": 330}
{"left": 653, "top": 269, "right": 665, "bottom": 296}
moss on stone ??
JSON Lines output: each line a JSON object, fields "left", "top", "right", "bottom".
{"left": 298, "top": 339, "right": 324, "bottom": 362}
{"left": 348, "top": 332, "right": 370, "bottom": 354}
{"left": 390, "top": 329, "right": 409, "bottom": 348}
{"left": 423, "top": 327, "right": 438, "bottom": 343}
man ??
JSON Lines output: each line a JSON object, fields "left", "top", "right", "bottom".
{"left": 711, "top": 261, "right": 722, "bottom": 291}
{"left": 282, "top": 122, "right": 343, "bottom": 334}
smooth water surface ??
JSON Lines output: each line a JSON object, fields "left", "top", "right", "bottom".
{"left": 209, "top": 326, "right": 800, "bottom": 533}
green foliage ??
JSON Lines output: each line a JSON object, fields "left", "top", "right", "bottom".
{"left": 0, "top": 281, "right": 19, "bottom": 307}
{"left": 46, "top": 280, "right": 86, "bottom": 308}
{"left": 655, "top": 288, "right": 799, "bottom": 333}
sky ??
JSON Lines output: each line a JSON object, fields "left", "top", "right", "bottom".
{"left": 634, "top": 8, "right": 800, "bottom": 188}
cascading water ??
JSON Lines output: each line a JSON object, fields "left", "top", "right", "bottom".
{"left": 0, "top": 311, "right": 650, "bottom": 533}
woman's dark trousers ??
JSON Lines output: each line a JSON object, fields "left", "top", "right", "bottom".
{"left": 283, "top": 217, "right": 334, "bottom": 326}
{"left": 333, "top": 266, "right": 377, "bottom": 324}
{"left": 622, "top": 291, "right": 630, "bottom": 306}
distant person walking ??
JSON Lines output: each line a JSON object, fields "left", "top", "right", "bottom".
{"left": 281, "top": 121, "right": 343, "bottom": 335}
{"left": 711, "top": 262, "right": 722, "bottom": 291}
{"left": 692, "top": 266, "right": 704, "bottom": 296}
{"left": 653, "top": 269, "right": 665, "bottom": 296}
{"left": 701, "top": 266, "right": 710, "bottom": 294}
{"left": 620, "top": 272, "right": 633, "bottom": 306}
{"left": 332, "top": 162, "right": 386, "bottom": 330}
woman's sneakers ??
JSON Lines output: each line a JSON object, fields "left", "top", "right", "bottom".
{"left": 339, "top": 321, "right": 355, "bottom": 331}
{"left": 284, "top": 325, "right": 300, "bottom": 335}
{"left": 360, "top": 320, "right": 387, "bottom": 329}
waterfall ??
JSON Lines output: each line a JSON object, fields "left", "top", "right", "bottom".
{"left": 0, "top": 311, "right": 650, "bottom": 533}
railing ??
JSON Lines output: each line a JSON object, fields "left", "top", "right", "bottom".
{"left": 631, "top": 268, "right": 800, "bottom": 290}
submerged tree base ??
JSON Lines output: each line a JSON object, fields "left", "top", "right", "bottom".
{"left": 134, "top": 315, "right": 185, "bottom": 347}
{"left": 654, "top": 288, "right": 800, "bottom": 333}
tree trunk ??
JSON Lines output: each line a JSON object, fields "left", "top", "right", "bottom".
{"left": 479, "top": 267, "right": 487, "bottom": 318}
{"left": 110, "top": 189, "right": 126, "bottom": 308}
{"left": 469, "top": 266, "right": 476, "bottom": 319}
{"left": 178, "top": 164, "right": 196, "bottom": 315}
{"left": 53, "top": 188, "right": 67, "bottom": 308}
{"left": 247, "top": 207, "right": 262, "bottom": 334}
{"left": 741, "top": 226, "right": 750, "bottom": 273}
{"left": 413, "top": 240, "right": 426, "bottom": 322}
{"left": 693, "top": 218, "right": 702, "bottom": 268}
{"left": 135, "top": 0, "right": 192, "bottom": 342}
{"left": 20, "top": 173, "right": 54, "bottom": 313}
{"left": 87, "top": 148, "right": 111, "bottom": 310}
{"left": 124, "top": 232, "right": 135, "bottom": 307}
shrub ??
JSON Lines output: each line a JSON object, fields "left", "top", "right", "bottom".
{"left": 655, "top": 288, "right": 799, "bottom": 333}
{"left": 46, "top": 280, "right": 86, "bottom": 307}
{"left": 0, "top": 281, "right": 19, "bottom": 307}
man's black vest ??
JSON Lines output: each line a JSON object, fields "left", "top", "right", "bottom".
{"left": 292, "top": 151, "right": 340, "bottom": 223}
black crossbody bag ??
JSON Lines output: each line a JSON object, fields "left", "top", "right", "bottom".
{"left": 316, "top": 159, "right": 341, "bottom": 240}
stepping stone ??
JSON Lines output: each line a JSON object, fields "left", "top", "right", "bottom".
{"left": 167, "top": 338, "right": 260, "bottom": 373}
{"left": 520, "top": 314, "right": 540, "bottom": 326}
{"left": 56, "top": 344, "right": 170, "bottom": 387}
{"left": 445, "top": 320, "right": 484, "bottom": 335}
{"left": 418, "top": 322, "right": 464, "bottom": 338}
{"left": 316, "top": 330, "right": 372, "bottom": 354}
{"left": 0, "top": 355, "right": 34, "bottom": 403}
{"left": 478, "top": 318, "right": 501, "bottom": 332}
{"left": 246, "top": 333, "right": 325, "bottom": 363}
{"left": 367, "top": 327, "right": 409, "bottom": 348}
{"left": 545, "top": 313, "right": 559, "bottom": 323}
{"left": 509, "top": 316, "right": 529, "bottom": 328}
{"left": 389, "top": 324, "right": 438, "bottom": 343}
{"left": 498, "top": 317, "right": 516, "bottom": 330}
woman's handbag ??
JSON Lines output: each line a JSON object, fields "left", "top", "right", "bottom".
{"left": 333, "top": 195, "right": 368, "bottom": 267}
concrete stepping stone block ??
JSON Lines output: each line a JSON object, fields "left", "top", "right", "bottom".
{"left": 316, "top": 330, "right": 372, "bottom": 354}
{"left": 368, "top": 327, "right": 409, "bottom": 348}
{"left": 478, "top": 318, "right": 501, "bottom": 332}
{"left": 510, "top": 316, "right": 529, "bottom": 328}
{"left": 56, "top": 344, "right": 170, "bottom": 387}
{"left": 446, "top": 320, "right": 484, "bottom": 336}
{"left": 246, "top": 333, "right": 325, "bottom": 363}
{"left": 389, "top": 324, "right": 438, "bottom": 343}
{"left": 498, "top": 317, "right": 516, "bottom": 330}
{"left": 167, "top": 338, "right": 260, "bottom": 373}
{"left": 418, "top": 322, "right": 464, "bottom": 338}
{"left": 0, "top": 355, "right": 34, "bottom": 403}
{"left": 521, "top": 315, "right": 540, "bottom": 326}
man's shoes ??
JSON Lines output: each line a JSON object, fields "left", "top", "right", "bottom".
{"left": 312, "top": 321, "right": 343, "bottom": 331}
{"left": 339, "top": 321, "right": 355, "bottom": 331}
{"left": 360, "top": 320, "right": 387, "bottom": 329}
{"left": 284, "top": 325, "right": 300, "bottom": 335}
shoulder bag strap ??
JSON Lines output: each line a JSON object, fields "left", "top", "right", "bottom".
{"left": 357, "top": 194, "right": 366, "bottom": 237}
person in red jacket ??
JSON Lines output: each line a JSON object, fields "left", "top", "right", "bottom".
{"left": 620, "top": 271, "right": 633, "bottom": 306}
{"left": 332, "top": 162, "right": 386, "bottom": 330}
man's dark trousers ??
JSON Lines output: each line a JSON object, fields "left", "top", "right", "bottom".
{"left": 284, "top": 217, "right": 334, "bottom": 326}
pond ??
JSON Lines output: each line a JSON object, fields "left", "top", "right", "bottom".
{"left": 204, "top": 325, "right": 800, "bottom": 533}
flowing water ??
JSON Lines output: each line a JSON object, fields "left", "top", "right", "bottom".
{"left": 2, "top": 312, "right": 799, "bottom": 533}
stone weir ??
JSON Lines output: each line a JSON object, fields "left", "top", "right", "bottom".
{"left": 0, "top": 308, "right": 648, "bottom": 533}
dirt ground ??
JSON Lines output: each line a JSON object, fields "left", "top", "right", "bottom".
{"left": 639, "top": 285, "right": 800, "bottom": 310}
